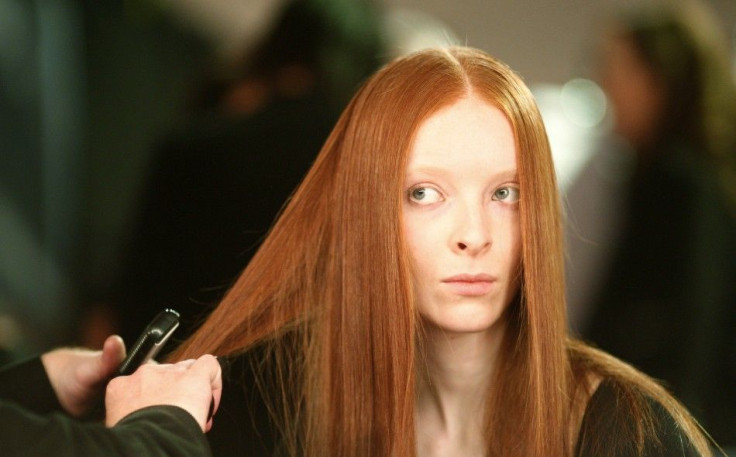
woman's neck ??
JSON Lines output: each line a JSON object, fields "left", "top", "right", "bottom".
{"left": 415, "top": 323, "right": 506, "bottom": 456}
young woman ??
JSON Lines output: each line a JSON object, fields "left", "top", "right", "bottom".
{"left": 172, "top": 46, "right": 715, "bottom": 456}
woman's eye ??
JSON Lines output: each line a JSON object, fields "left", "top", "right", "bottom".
{"left": 493, "top": 186, "right": 520, "bottom": 202}
{"left": 408, "top": 186, "right": 443, "bottom": 204}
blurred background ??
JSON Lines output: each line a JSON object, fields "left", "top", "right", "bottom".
{"left": 1, "top": 0, "right": 735, "bottom": 449}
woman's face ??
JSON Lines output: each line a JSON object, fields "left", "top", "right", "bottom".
{"left": 402, "top": 95, "right": 522, "bottom": 335}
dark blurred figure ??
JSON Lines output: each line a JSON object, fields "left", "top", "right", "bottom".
{"left": 584, "top": 1, "right": 736, "bottom": 446}
{"left": 90, "top": 0, "right": 386, "bottom": 347}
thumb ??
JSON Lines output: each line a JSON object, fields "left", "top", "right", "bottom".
{"left": 100, "top": 335, "right": 126, "bottom": 377}
{"left": 78, "top": 335, "right": 126, "bottom": 384}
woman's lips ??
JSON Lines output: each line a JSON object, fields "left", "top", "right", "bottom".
{"left": 442, "top": 274, "right": 496, "bottom": 296}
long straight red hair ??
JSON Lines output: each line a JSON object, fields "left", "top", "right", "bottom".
{"left": 172, "top": 47, "right": 712, "bottom": 456}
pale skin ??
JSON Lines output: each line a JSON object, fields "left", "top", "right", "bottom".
{"left": 403, "top": 94, "right": 521, "bottom": 456}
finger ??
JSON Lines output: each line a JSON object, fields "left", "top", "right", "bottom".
{"left": 77, "top": 336, "right": 126, "bottom": 387}
{"left": 190, "top": 355, "right": 222, "bottom": 412}
{"left": 211, "top": 381, "right": 222, "bottom": 416}
{"left": 101, "top": 335, "right": 126, "bottom": 376}
{"left": 200, "top": 355, "right": 222, "bottom": 406}
{"left": 204, "top": 356, "right": 222, "bottom": 418}
{"left": 210, "top": 357, "right": 223, "bottom": 415}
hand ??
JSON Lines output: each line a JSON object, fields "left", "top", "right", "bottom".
{"left": 41, "top": 335, "right": 126, "bottom": 417}
{"left": 105, "top": 354, "right": 222, "bottom": 432}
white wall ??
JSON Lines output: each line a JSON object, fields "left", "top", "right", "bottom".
{"left": 379, "top": 0, "right": 736, "bottom": 85}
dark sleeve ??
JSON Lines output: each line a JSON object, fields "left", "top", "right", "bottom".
{"left": 1, "top": 401, "right": 212, "bottom": 457}
{"left": 576, "top": 380, "right": 699, "bottom": 457}
{"left": 0, "top": 356, "right": 63, "bottom": 414}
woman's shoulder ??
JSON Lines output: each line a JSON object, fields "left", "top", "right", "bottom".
{"left": 576, "top": 377, "right": 700, "bottom": 457}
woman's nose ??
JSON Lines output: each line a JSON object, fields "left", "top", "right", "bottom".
{"left": 452, "top": 203, "right": 491, "bottom": 255}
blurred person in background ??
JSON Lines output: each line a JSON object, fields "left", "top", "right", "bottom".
{"left": 583, "top": 0, "right": 736, "bottom": 447}
{"left": 88, "top": 0, "right": 387, "bottom": 346}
